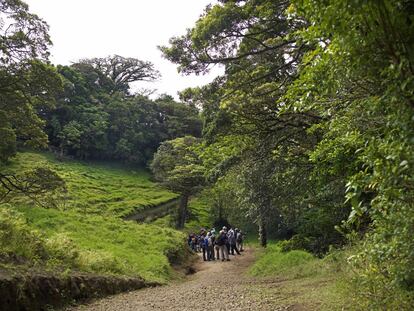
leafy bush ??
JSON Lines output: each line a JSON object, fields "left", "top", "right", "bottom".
{"left": 279, "top": 235, "right": 315, "bottom": 253}
{"left": 0, "top": 205, "right": 47, "bottom": 262}
{"left": 45, "top": 233, "right": 80, "bottom": 267}
{"left": 346, "top": 238, "right": 414, "bottom": 310}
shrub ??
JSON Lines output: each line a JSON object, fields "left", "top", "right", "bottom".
{"left": 0, "top": 205, "right": 47, "bottom": 262}
{"left": 45, "top": 233, "right": 80, "bottom": 267}
{"left": 279, "top": 234, "right": 315, "bottom": 253}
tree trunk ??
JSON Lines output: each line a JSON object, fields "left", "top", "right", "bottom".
{"left": 258, "top": 218, "right": 267, "bottom": 248}
{"left": 177, "top": 194, "right": 188, "bottom": 229}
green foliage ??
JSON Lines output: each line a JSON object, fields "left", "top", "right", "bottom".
{"left": 151, "top": 136, "right": 205, "bottom": 196}
{"left": 164, "top": 0, "right": 414, "bottom": 307}
{"left": 279, "top": 235, "right": 315, "bottom": 253}
{"left": 0, "top": 126, "right": 16, "bottom": 163}
{"left": 346, "top": 240, "right": 414, "bottom": 310}
{"left": 0, "top": 1, "right": 62, "bottom": 163}
{"left": 0, "top": 0, "right": 51, "bottom": 65}
{"left": 0, "top": 60, "right": 62, "bottom": 163}
{"left": 0, "top": 205, "right": 47, "bottom": 261}
{"left": 278, "top": 0, "right": 414, "bottom": 307}
{"left": 46, "top": 65, "right": 202, "bottom": 165}
{"left": 185, "top": 190, "right": 214, "bottom": 231}
{"left": 0, "top": 166, "right": 67, "bottom": 208}
{"left": 151, "top": 136, "right": 205, "bottom": 228}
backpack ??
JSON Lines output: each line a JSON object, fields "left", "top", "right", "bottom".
{"left": 211, "top": 236, "right": 216, "bottom": 245}
{"left": 204, "top": 236, "right": 210, "bottom": 248}
{"left": 217, "top": 234, "right": 225, "bottom": 246}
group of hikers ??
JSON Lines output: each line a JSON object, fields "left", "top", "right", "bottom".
{"left": 187, "top": 227, "right": 244, "bottom": 262}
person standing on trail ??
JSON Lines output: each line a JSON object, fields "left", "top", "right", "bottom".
{"left": 228, "top": 228, "right": 241, "bottom": 255}
{"left": 188, "top": 233, "right": 196, "bottom": 252}
{"left": 214, "top": 234, "right": 220, "bottom": 260}
{"left": 209, "top": 230, "right": 216, "bottom": 260}
{"left": 201, "top": 232, "right": 208, "bottom": 261}
{"left": 236, "top": 229, "right": 244, "bottom": 252}
{"left": 204, "top": 232, "right": 213, "bottom": 261}
{"left": 222, "top": 226, "right": 230, "bottom": 254}
{"left": 217, "top": 230, "right": 230, "bottom": 261}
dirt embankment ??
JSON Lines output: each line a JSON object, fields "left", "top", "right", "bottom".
{"left": 0, "top": 239, "right": 194, "bottom": 310}
{"left": 0, "top": 270, "right": 158, "bottom": 311}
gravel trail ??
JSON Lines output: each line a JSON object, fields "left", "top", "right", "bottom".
{"left": 67, "top": 248, "right": 301, "bottom": 311}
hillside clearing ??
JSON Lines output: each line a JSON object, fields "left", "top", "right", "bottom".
{"left": 3, "top": 152, "right": 178, "bottom": 217}
{"left": 0, "top": 152, "right": 189, "bottom": 283}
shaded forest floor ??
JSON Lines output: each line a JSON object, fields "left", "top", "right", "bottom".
{"left": 67, "top": 247, "right": 342, "bottom": 311}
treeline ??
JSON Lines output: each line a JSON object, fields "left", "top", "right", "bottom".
{"left": 0, "top": 0, "right": 201, "bottom": 167}
{"left": 45, "top": 59, "right": 201, "bottom": 165}
{"left": 153, "top": 0, "right": 414, "bottom": 309}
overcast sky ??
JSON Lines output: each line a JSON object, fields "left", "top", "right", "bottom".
{"left": 25, "top": 0, "right": 221, "bottom": 98}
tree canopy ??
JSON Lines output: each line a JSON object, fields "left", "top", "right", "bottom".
{"left": 150, "top": 136, "right": 205, "bottom": 228}
{"left": 0, "top": 0, "right": 62, "bottom": 163}
{"left": 161, "top": 0, "right": 414, "bottom": 307}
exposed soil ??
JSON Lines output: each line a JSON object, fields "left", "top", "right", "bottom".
{"left": 68, "top": 248, "right": 307, "bottom": 311}
{"left": 0, "top": 269, "right": 155, "bottom": 311}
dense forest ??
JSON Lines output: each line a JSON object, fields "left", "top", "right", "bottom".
{"left": 154, "top": 0, "right": 414, "bottom": 308}
{"left": 1, "top": 0, "right": 414, "bottom": 309}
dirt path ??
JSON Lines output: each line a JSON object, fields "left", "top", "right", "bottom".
{"left": 67, "top": 248, "right": 301, "bottom": 311}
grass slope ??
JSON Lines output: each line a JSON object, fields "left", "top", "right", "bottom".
{"left": 250, "top": 243, "right": 349, "bottom": 310}
{"left": 4, "top": 152, "right": 177, "bottom": 217}
{"left": 0, "top": 151, "right": 186, "bottom": 283}
{"left": 21, "top": 207, "right": 184, "bottom": 282}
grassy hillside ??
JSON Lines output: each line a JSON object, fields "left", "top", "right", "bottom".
{"left": 4, "top": 152, "right": 178, "bottom": 217}
{"left": 0, "top": 151, "right": 187, "bottom": 283}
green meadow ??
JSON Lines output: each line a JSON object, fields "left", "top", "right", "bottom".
{"left": 4, "top": 152, "right": 178, "bottom": 217}
{"left": 0, "top": 152, "right": 187, "bottom": 283}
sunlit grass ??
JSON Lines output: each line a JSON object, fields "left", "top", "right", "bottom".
{"left": 18, "top": 206, "right": 185, "bottom": 282}
{"left": 4, "top": 151, "right": 178, "bottom": 217}
{"left": 0, "top": 151, "right": 186, "bottom": 282}
{"left": 249, "top": 242, "right": 350, "bottom": 310}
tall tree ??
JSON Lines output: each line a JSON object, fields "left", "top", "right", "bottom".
{"left": 0, "top": 0, "right": 62, "bottom": 163}
{"left": 76, "top": 55, "right": 160, "bottom": 94}
{"left": 0, "top": 0, "right": 51, "bottom": 66}
{"left": 150, "top": 136, "right": 205, "bottom": 228}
